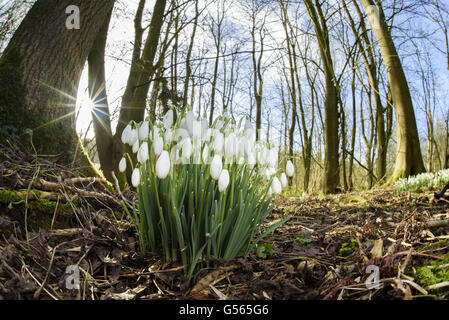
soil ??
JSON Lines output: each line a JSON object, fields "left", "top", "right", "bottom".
{"left": 1, "top": 143, "right": 448, "bottom": 300}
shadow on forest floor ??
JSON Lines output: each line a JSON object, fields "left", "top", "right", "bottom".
{"left": 1, "top": 143, "right": 448, "bottom": 300}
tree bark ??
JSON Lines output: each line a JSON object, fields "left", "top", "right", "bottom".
{"left": 361, "top": 0, "right": 425, "bottom": 181}
{"left": 4, "top": 0, "right": 115, "bottom": 160}
{"left": 304, "top": 0, "right": 340, "bottom": 193}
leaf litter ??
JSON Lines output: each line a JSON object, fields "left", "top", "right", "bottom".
{"left": 0, "top": 143, "right": 448, "bottom": 300}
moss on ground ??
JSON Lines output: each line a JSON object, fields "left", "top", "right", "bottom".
{"left": 338, "top": 238, "right": 359, "bottom": 257}
{"left": 415, "top": 252, "right": 449, "bottom": 299}
{"left": 0, "top": 188, "right": 73, "bottom": 233}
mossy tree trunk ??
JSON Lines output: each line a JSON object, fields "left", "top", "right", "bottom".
{"left": 3, "top": 0, "right": 115, "bottom": 161}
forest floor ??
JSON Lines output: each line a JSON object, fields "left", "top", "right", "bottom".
{"left": 1, "top": 143, "right": 448, "bottom": 300}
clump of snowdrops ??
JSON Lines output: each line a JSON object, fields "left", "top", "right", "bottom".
{"left": 119, "top": 109, "right": 294, "bottom": 277}
{"left": 395, "top": 169, "right": 449, "bottom": 192}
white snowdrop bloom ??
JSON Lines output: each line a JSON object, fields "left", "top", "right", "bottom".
{"left": 272, "top": 177, "right": 282, "bottom": 195}
{"left": 155, "top": 150, "right": 170, "bottom": 179}
{"left": 118, "top": 157, "right": 126, "bottom": 173}
{"left": 138, "top": 121, "right": 149, "bottom": 141}
{"left": 247, "top": 152, "right": 256, "bottom": 169}
{"left": 185, "top": 111, "right": 195, "bottom": 136}
{"left": 218, "top": 169, "right": 230, "bottom": 192}
{"left": 180, "top": 118, "right": 187, "bottom": 130}
{"left": 281, "top": 173, "right": 288, "bottom": 188}
{"left": 138, "top": 142, "right": 149, "bottom": 163}
{"left": 202, "top": 144, "right": 211, "bottom": 164}
{"left": 237, "top": 137, "right": 246, "bottom": 158}
{"left": 132, "top": 139, "right": 139, "bottom": 154}
{"left": 164, "top": 128, "right": 172, "bottom": 144}
{"left": 268, "top": 148, "right": 278, "bottom": 168}
{"left": 181, "top": 138, "right": 193, "bottom": 159}
{"left": 224, "top": 132, "right": 238, "bottom": 158}
{"left": 192, "top": 119, "right": 202, "bottom": 140}
{"left": 213, "top": 131, "right": 224, "bottom": 153}
{"left": 121, "top": 124, "right": 132, "bottom": 144}
{"left": 163, "top": 109, "right": 174, "bottom": 130}
{"left": 128, "top": 129, "right": 138, "bottom": 146}
{"left": 153, "top": 135, "right": 164, "bottom": 156}
{"left": 205, "top": 128, "right": 214, "bottom": 142}
{"left": 286, "top": 160, "right": 295, "bottom": 177}
{"left": 210, "top": 155, "right": 223, "bottom": 180}
{"left": 267, "top": 187, "right": 272, "bottom": 196}
{"left": 150, "top": 126, "right": 160, "bottom": 141}
{"left": 258, "top": 147, "right": 269, "bottom": 165}
{"left": 131, "top": 167, "right": 140, "bottom": 188}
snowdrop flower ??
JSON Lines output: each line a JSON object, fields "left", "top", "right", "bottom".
{"left": 164, "top": 128, "right": 172, "bottom": 144}
{"left": 128, "top": 128, "right": 138, "bottom": 146}
{"left": 137, "top": 142, "right": 149, "bottom": 163}
{"left": 155, "top": 150, "right": 170, "bottom": 179}
{"left": 163, "top": 109, "right": 174, "bottom": 130}
{"left": 210, "top": 155, "right": 223, "bottom": 180}
{"left": 218, "top": 169, "right": 230, "bottom": 192}
{"left": 192, "top": 119, "right": 202, "bottom": 140}
{"left": 153, "top": 135, "right": 164, "bottom": 156}
{"left": 244, "top": 118, "right": 253, "bottom": 131}
{"left": 268, "top": 148, "right": 278, "bottom": 168}
{"left": 131, "top": 167, "right": 140, "bottom": 187}
{"left": 121, "top": 124, "right": 132, "bottom": 144}
{"left": 272, "top": 177, "right": 282, "bottom": 195}
{"left": 268, "top": 187, "right": 272, "bottom": 196}
{"left": 132, "top": 139, "right": 139, "bottom": 154}
{"left": 185, "top": 111, "right": 195, "bottom": 136}
{"left": 280, "top": 172, "right": 288, "bottom": 188}
{"left": 118, "top": 157, "right": 126, "bottom": 173}
{"left": 224, "top": 132, "right": 238, "bottom": 158}
{"left": 247, "top": 152, "right": 256, "bottom": 169}
{"left": 202, "top": 144, "right": 211, "bottom": 164}
{"left": 150, "top": 126, "right": 160, "bottom": 141}
{"left": 212, "top": 131, "right": 224, "bottom": 153}
{"left": 138, "top": 121, "right": 149, "bottom": 141}
{"left": 286, "top": 160, "right": 294, "bottom": 177}
{"left": 181, "top": 138, "right": 192, "bottom": 159}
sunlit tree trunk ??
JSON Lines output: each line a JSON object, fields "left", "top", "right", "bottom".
{"left": 4, "top": 0, "right": 115, "bottom": 160}
{"left": 361, "top": 0, "right": 425, "bottom": 181}
{"left": 304, "top": 0, "right": 340, "bottom": 193}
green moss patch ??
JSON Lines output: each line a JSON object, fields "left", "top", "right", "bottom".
{"left": 415, "top": 253, "right": 449, "bottom": 299}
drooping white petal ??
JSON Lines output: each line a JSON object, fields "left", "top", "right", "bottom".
{"left": 155, "top": 150, "right": 170, "bottom": 179}
{"left": 212, "top": 131, "right": 224, "bottom": 153}
{"left": 210, "top": 155, "right": 223, "bottom": 180}
{"left": 181, "top": 137, "right": 192, "bottom": 159}
{"left": 185, "top": 111, "right": 195, "bottom": 136}
{"left": 286, "top": 160, "right": 295, "bottom": 177}
{"left": 247, "top": 152, "right": 256, "bottom": 169}
{"left": 153, "top": 136, "right": 164, "bottom": 156}
{"left": 272, "top": 177, "right": 282, "bottom": 195}
{"left": 132, "top": 139, "right": 139, "bottom": 154}
{"left": 218, "top": 169, "right": 230, "bottom": 192}
{"left": 268, "top": 148, "right": 278, "bottom": 168}
{"left": 138, "top": 142, "right": 149, "bottom": 163}
{"left": 121, "top": 124, "right": 132, "bottom": 144}
{"left": 138, "top": 121, "right": 149, "bottom": 141}
{"left": 131, "top": 167, "right": 140, "bottom": 187}
{"left": 128, "top": 129, "right": 138, "bottom": 146}
{"left": 224, "top": 132, "right": 238, "bottom": 158}
{"left": 202, "top": 144, "right": 211, "bottom": 164}
{"left": 163, "top": 109, "right": 174, "bottom": 130}
{"left": 281, "top": 173, "right": 288, "bottom": 188}
{"left": 118, "top": 157, "right": 126, "bottom": 173}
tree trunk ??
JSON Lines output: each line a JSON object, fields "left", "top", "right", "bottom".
{"left": 361, "top": 0, "right": 425, "bottom": 181}
{"left": 304, "top": 0, "right": 340, "bottom": 193}
{"left": 88, "top": 5, "right": 114, "bottom": 181}
{"left": 4, "top": 0, "right": 115, "bottom": 160}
